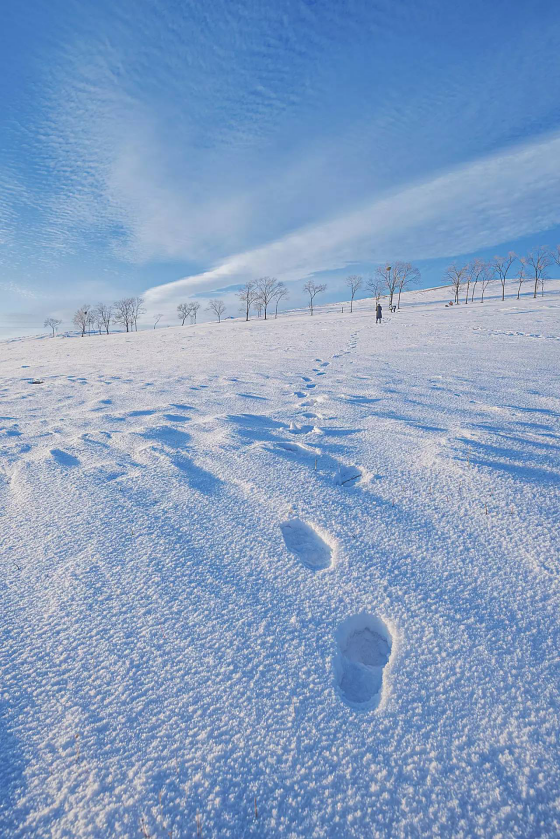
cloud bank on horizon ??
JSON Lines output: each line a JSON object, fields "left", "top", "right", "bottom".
{"left": 1, "top": 0, "right": 560, "bottom": 329}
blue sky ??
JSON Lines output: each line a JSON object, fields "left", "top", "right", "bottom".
{"left": 1, "top": 0, "right": 560, "bottom": 334}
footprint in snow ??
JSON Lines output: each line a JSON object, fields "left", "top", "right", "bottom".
{"left": 50, "top": 449, "right": 80, "bottom": 467}
{"left": 333, "top": 465, "right": 362, "bottom": 486}
{"left": 280, "top": 519, "right": 333, "bottom": 570}
{"left": 288, "top": 422, "right": 315, "bottom": 435}
{"left": 334, "top": 614, "right": 392, "bottom": 710}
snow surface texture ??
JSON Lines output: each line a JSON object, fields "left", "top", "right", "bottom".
{"left": 1, "top": 284, "right": 560, "bottom": 837}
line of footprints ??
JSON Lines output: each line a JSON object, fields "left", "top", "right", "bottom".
{"left": 279, "top": 336, "right": 393, "bottom": 711}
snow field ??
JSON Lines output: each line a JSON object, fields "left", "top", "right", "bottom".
{"left": 1, "top": 283, "right": 560, "bottom": 837}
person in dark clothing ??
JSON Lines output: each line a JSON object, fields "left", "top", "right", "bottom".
{"left": 376, "top": 303, "right": 382, "bottom": 324}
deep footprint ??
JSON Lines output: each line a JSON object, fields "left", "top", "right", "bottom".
{"left": 280, "top": 518, "right": 333, "bottom": 570}
{"left": 333, "top": 464, "right": 362, "bottom": 486}
{"left": 334, "top": 614, "right": 392, "bottom": 710}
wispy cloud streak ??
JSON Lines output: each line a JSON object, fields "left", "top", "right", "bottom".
{"left": 145, "top": 131, "right": 560, "bottom": 306}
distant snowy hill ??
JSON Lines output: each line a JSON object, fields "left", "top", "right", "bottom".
{"left": 1, "top": 283, "right": 559, "bottom": 837}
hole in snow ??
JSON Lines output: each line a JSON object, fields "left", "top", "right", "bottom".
{"left": 334, "top": 614, "right": 392, "bottom": 710}
{"left": 279, "top": 518, "right": 333, "bottom": 570}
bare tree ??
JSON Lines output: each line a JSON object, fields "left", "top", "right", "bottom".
{"left": 255, "top": 277, "right": 282, "bottom": 320}
{"left": 468, "top": 259, "right": 487, "bottom": 303}
{"left": 516, "top": 259, "right": 527, "bottom": 300}
{"left": 445, "top": 264, "right": 467, "bottom": 305}
{"left": 131, "top": 296, "right": 145, "bottom": 331}
{"left": 480, "top": 268, "right": 493, "bottom": 302}
{"left": 366, "top": 276, "right": 383, "bottom": 305}
{"left": 255, "top": 300, "right": 263, "bottom": 318}
{"left": 491, "top": 253, "right": 517, "bottom": 301}
{"left": 153, "top": 314, "right": 163, "bottom": 329}
{"left": 273, "top": 283, "right": 289, "bottom": 318}
{"left": 207, "top": 299, "right": 226, "bottom": 322}
{"left": 73, "top": 306, "right": 90, "bottom": 337}
{"left": 44, "top": 317, "right": 61, "bottom": 337}
{"left": 395, "top": 263, "right": 420, "bottom": 309}
{"left": 525, "top": 246, "right": 551, "bottom": 298}
{"left": 237, "top": 281, "right": 257, "bottom": 321}
{"left": 189, "top": 302, "right": 201, "bottom": 324}
{"left": 96, "top": 303, "right": 113, "bottom": 334}
{"left": 550, "top": 245, "right": 560, "bottom": 292}
{"left": 303, "top": 280, "right": 326, "bottom": 315}
{"left": 374, "top": 264, "right": 398, "bottom": 308}
{"left": 345, "top": 275, "right": 362, "bottom": 313}
{"left": 113, "top": 298, "right": 135, "bottom": 332}
{"left": 87, "top": 310, "right": 97, "bottom": 335}
{"left": 177, "top": 303, "right": 190, "bottom": 325}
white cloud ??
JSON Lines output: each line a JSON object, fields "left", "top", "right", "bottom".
{"left": 144, "top": 130, "right": 560, "bottom": 308}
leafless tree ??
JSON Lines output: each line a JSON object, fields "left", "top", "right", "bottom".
{"left": 374, "top": 264, "right": 398, "bottom": 308}
{"left": 113, "top": 297, "right": 135, "bottom": 332}
{"left": 153, "top": 314, "right": 163, "bottom": 329}
{"left": 445, "top": 264, "right": 468, "bottom": 305}
{"left": 303, "top": 280, "right": 326, "bottom": 315}
{"left": 273, "top": 283, "right": 289, "bottom": 318}
{"left": 525, "top": 246, "right": 551, "bottom": 298}
{"left": 491, "top": 252, "right": 517, "bottom": 301}
{"left": 516, "top": 259, "right": 527, "bottom": 300}
{"left": 480, "top": 269, "right": 493, "bottom": 302}
{"left": 177, "top": 303, "right": 190, "bottom": 325}
{"left": 87, "top": 310, "right": 97, "bottom": 335}
{"left": 44, "top": 317, "right": 61, "bottom": 337}
{"left": 468, "top": 259, "right": 487, "bottom": 303}
{"left": 255, "top": 300, "right": 263, "bottom": 318}
{"left": 255, "top": 277, "right": 282, "bottom": 320}
{"left": 366, "top": 277, "right": 383, "bottom": 305}
{"left": 345, "top": 275, "right": 362, "bottom": 313}
{"left": 207, "top": 299, "right": 226, "bottom": 322}
{"left": 189, "top": 302, "right": 201, "bottom": 324}
{"left": 550, "top": 245, "right": 560, "bottom": 291}
{"left": 395, "top": 263, "right": 420, "bottom": 309}
{"left": 131, "top": 296, "right": 145, "bottom": 331}
{"left": 96, "top": 303, "right": 113, "bottom": 334}
{"left": 237, "top": 282, "right": 257, "bottom": 321}
{"left": 94, "top": 310, "right": 103, "bottom": 334}
{"left": 73, "top": 306, "right": 90, "bottom": 337}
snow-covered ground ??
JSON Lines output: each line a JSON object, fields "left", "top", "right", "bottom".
{"left": 1, "top": 283, "right": 559, "bottom": 838}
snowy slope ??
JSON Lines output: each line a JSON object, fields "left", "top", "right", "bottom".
{"left": 1, "top": 284, "right": 560, "bottom": 838}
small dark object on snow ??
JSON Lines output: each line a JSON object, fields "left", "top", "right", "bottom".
{"left": 31, "top": 379, "right": 44, "bottom": 385}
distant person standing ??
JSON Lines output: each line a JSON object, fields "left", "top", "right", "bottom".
{"left": 376, "top": 302, "right": 382, "bottom": 324}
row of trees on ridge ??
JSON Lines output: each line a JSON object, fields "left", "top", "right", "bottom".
{"left": 48, "top": 245, "right": 559, "bottom": 336}
{"left": 445, "top": 246, "right": 559, "bottom": 305}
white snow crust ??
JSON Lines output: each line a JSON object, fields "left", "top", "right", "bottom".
{"left": 1, "top": 284, "right": 559, "bottom": 837}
